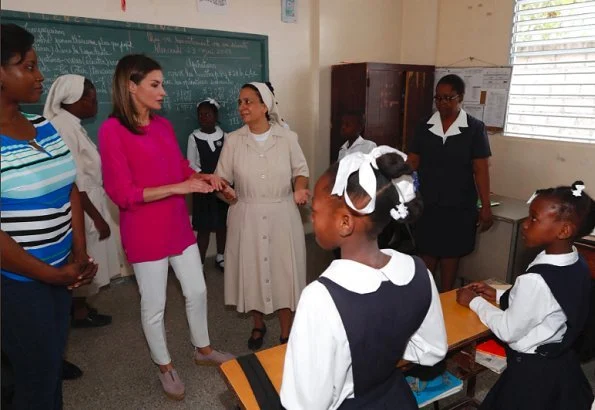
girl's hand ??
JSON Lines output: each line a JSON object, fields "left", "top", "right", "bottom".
{"left": 293, "top": 189, "right": 311, "bottom": 206}
{"left": 173, "top": 178, "right": 215, "bottom": 195}
{"left": 456, "top": 287, "right": 479, "bottom": 307}
{"left": 195, "top": 173, "right": 226, "bottom": 191}
{"left": 92, "top": 215, "right": 111, "bottom": 240}
{"left": 221, "top": 185, "right": 237, "bottom": 203}
{"left": 466, "top": 282, "right": 497, "bottom": 302}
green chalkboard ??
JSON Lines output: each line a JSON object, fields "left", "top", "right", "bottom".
{"left": 2, "top": 11, "right": 268, "bottom": 152}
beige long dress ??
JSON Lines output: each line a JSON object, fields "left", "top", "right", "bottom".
{"left": 216, "top": 124, "right": 308, "bottom": 314}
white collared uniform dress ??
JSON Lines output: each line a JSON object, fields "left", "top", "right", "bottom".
{"left": 281, "top": 250, "right": 448, "bottom": 410}
{"left": 187, "top": 126, "right": 228, "bottom": 232}
{"left": 337, "top": 136, "right": 377, "bottom": 161}
{"left": 470, "top": 248, "right": 594, "bottom": 410}
{"left": 50, "top": 110, "right": 122, "bottom": 295}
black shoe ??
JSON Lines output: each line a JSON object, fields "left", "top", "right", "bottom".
{"left": 62, "top": 360, "right": 83, "bottom": 380}
{"left": 247, "top": 325, "right": 267, "bottom": 351}
{"left": 71, "top": 311, "right": 112, "bottom": 328}
{"left": 279, "top": 336, "right": 289, "bottom": 345}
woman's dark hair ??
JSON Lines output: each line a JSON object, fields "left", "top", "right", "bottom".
{"left": 241, "top": 83, "right": 271, "bottom": 122}
{"left": 326, "top": 152, "right": 423, "bottom": 238}
{"left": 197, "top": 100, "right": 219, "bottom": 118}
{"left": 1, "top": 24, "right": 35, "bottom": 66}
{"left": 437, "top": 74, "right": 465, "bottom": 96}
{"left": 82, "top": 78, "right": 95, "bottom": 97}
{"left": 535, "top": 180, "right": 595, "bottom": 239}
{"left": 110, "top": 54, "right": 162, "bottom": 134}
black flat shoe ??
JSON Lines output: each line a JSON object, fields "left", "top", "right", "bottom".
{"left": 71, "top": 311, "right": 112, "bottom": 328}
{"left": 62, "top": 360, "right": 83, "bottom": 380}
{"left": 247, "top": 325, "right": 267, "bottom": 351}
{"left": 279, "top": 336, "right": 289, "bottom": 345}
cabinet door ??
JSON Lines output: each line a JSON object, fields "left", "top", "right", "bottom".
{"left": 365, "top": 68, "right": 403, "bottom": 148}
{"left": 403, "top": 71, "right": 434, "bottom": 151}
{"left": 330, "top": 64, "right": 367, "bottom": 163}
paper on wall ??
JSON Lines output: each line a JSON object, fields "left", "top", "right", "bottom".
{"left": 463, "top": 104, "right": 485, "bottom": 121}
{"left": 484, "top": 89, "right": 509, "bottom": 127}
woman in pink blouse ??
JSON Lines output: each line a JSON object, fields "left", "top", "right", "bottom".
{"left": 99, "top": 54, "right": 235, "bottom": 401}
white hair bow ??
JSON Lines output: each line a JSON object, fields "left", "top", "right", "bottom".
{"left": 199, "top": 98, "right": 220, "bottom": 109}
{"left": 572, "top": 184, "right": 585, "bottom": 197}
{"left": 527, "top": 192, "right": 538, "bottom": 204}
{"left": 331, "top": 146, "right": 416, "bottom": 221}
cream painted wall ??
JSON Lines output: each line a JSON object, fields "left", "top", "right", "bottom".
{"left": 2, "top": 0, "right": 317, "bottom": 166}
{"left": 315, "top": 0, "right": 403, "bottom": 180}
{"left": 434, "top": 0, "right": 595, "bottom": 200}
{"left": 400, "top": 0, "right": 438, "bottom": 65}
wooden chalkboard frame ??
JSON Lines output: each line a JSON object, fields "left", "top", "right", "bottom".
{"left": 2, "top": 10, "right": 269, "bottom": 81}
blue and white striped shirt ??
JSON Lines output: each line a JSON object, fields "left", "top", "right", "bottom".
{"left": 1, "top": 113, "right": 77, "bottom": 282}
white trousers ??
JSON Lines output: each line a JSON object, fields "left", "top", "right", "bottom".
{"left": 132, "top": 244, "right": 209, "bottom": 365}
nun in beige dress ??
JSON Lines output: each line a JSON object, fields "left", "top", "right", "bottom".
{"left": 216, "top": 82, "right": 309, "bottom": 350}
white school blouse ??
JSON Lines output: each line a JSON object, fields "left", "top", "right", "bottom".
{"left": 337, "top": 136, "right": 377, "bottom": 161}
{"left": 186, "top": 126, "right": 225, "bottom": 172}
{"left": 280, "top": 249, "right": 448, "bottom": 410}
{"left": 469, "top": 249, "right": 576, "bottom": 354}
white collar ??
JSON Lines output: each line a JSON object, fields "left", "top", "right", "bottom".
{"left": 427, "top": 109, "right": 468, "bottom": 142}
{"left": 340, "top": 136, "right": 365, "bottom": 150}
{"left": 320, "top": 249, "right": 417, "bottom": 294}
{"left": 527, "top": 247, "right": 579, "bottom": 270}
{"left": 193, "top": 126, "right": 224, "bottom": 152}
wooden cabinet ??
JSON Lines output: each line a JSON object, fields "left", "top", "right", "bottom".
{"left": 330, "top": 62, "right": 435, "bottom": 162}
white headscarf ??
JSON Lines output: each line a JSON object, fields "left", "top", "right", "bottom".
{"left": 248, "top": 82, "right": 288, "bottom": 128}
{"left": 43, "top": 74, "right": 85, "bottom": 120}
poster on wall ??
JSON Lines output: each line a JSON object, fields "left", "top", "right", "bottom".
{"left": 434, "top": 67, "right": 512, "bottom": 128}
{"left": 282, "top": 0, "right": 297, "bottom": 23}
{"left": 197, "top": 0, "right": 230, "bottom": 14}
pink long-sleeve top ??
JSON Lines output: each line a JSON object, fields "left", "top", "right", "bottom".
{"left": 99, "top": 115, "right": 196, "bottom": 264}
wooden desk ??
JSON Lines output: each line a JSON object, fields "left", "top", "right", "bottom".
{"left": 220, "top": 290, "right": 491, "bottom": 410}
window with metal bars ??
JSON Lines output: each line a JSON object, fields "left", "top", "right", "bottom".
{"left": 506, "top": 0, "right": 595, "bottom": 143}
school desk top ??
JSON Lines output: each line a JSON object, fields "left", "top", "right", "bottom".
{"left": 219, "top": 289, "right": 491, "bottom": 410}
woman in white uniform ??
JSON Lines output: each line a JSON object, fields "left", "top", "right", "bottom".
{"left": 44, "top": 74, "right": 121, "bottom": 326}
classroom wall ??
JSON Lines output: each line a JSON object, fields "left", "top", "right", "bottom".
{"left": 5, "top": 0, "right": 594, "bottom": 208}
{"left": 434, "top": 0, "right": 595, "bottom": 200}
{"left": 400, "top": 0, "right": 438, "bottom": 65}
{"left": 2, "top": 0, "right": 318, "bottom": 168}
{"left": 316, "top": 0, "right": 403, "bottom": 180}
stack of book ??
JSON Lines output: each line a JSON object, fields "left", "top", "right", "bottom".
{"left": 475, "top": 339, "right": 507, "bottom": 374}
{"left": 405, "top": 370, "right": 463, "bottom": 408}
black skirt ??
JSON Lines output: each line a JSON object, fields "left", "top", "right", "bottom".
{"left": 191, "top": 192, "right": 228, "bottom": 231}
{"left": 479, "top": 348, "right": 594, "bottom": 410}
{"left": 414, "top": 204, "right": 478, "bottom": 258}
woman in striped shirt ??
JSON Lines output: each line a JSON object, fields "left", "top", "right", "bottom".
{"left": 0, "top": 24, "right": 97, "bottom": 408}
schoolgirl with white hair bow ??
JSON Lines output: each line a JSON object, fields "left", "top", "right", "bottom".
{"left": 281, "top": 146, "right": 447, "bottom": 409}
{"left": 187, "top": 98, "right": 228, "bottom": 271}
